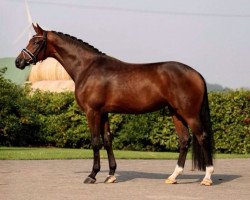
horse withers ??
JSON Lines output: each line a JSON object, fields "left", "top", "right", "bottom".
{"left": 15, "top": 24, "right": 214, "bottom": 186}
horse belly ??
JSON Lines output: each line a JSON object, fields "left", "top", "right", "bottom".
{"left": 106, "top": 87, "right": 166, "bottom": 114}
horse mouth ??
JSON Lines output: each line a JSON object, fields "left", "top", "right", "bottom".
{"left": 15, "top": 58, "right": 29, "bottom": 70}
{"left": 16, "top": 64, "right": 26, "bottom": 70}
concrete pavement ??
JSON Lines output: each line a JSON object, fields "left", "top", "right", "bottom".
{"left": 0, "top": 159, "right": 249, "bottom": 200}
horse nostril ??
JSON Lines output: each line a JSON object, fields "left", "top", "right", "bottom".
{"left": 15, "top": 58, "right": 20, "bottom": 67}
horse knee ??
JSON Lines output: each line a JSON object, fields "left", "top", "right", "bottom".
{"left": 103, "top": 132, "right": 112, "bottom": 149}
{"left": 103, "top": 138, "right": 111, "bottom": 149}
{"left": 92, "top": 136, "right": 101, "bottom": 149}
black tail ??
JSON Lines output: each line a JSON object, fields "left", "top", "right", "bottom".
{"left": 192, "top": 80, "right": 214, "bottom": 171}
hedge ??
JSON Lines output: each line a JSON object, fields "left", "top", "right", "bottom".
{"left": 0, "top": 76, "right": 249, "bottom": 153}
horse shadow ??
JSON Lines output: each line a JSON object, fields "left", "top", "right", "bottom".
{"left": 115, "top": 171, "right": 240, "bottom": 185}
{"left": 77, "top": 170, "right": 240, "bottom": 185}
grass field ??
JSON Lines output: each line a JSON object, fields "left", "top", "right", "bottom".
{"left": 0, "top": 147, "right": 249, "bottom": 160}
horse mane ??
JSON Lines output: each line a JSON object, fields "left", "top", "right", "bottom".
{"left": 51, "top": 31, "right": 106, "bottom": 55}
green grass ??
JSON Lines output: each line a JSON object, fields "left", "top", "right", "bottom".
{"left": 0, "top": 147, "right": 249, "bottom": 160}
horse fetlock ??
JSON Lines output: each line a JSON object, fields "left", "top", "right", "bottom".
{"left": 204, "top": 166, "right": 214, "bottom": 180}
{"left": 92, "top": 166, "right": 100, "bottom": 174}
{"left": 110, "top": 165, "right": 116, "bottom": 172}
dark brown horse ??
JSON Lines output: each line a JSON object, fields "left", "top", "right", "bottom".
{"left": 16, "top": 24, "right": 214, "bottom": 186}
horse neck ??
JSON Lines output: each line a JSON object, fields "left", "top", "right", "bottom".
{"left": 47, "top": 32, "right": 98, "bottom": 82}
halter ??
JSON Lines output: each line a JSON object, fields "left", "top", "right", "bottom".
{"left": 22, "top": 31, "right": 47, "bottom": 65}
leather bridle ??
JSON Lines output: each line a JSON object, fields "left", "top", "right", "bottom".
{"left": 22, "top": 31, "right": 47, "bottom": 65}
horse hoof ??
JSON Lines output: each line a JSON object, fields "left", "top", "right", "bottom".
{"left": 84, "top": 176, "right": 96, "bottom": 184}
{"left": 104, "top": 175, "right": 117, "bottom": 183}
{"left": 165, "top": 178, "right": 177, "bottom": 184}
{"left": 201, "top": 178, "right": 213, "bottom": 186}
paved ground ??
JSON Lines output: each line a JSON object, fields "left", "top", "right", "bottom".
{"left": 0, "top": 159, "right": 249, "bottom": 200}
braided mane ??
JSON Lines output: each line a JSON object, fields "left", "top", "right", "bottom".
{"left": 52, "top": 31, "right": 105, "bottom": 55}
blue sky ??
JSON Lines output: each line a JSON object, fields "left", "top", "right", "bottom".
{"left": 1, "top": 0, "right": 250, "bottom": 88}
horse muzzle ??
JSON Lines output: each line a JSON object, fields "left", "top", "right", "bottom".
{"left": 15, "top": 58, "right": 29, "bottom": 70}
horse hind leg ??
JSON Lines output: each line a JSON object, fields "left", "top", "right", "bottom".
{"left": 187, "top": 117, "right": 214, "bottom": 186}
{"left": 165, "top": 115, "right": 190, "bottom": 184}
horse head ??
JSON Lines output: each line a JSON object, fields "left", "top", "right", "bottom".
{"left": 15, "top": 23, "right": 47, "bottom": 69}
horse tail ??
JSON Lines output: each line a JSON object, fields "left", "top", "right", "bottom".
{"left": 192, "top": 78, "right": 214, "bottom": 171}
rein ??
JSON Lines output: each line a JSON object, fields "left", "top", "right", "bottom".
{"left": 22, "top": 31, "right": 47, "bottom": 65}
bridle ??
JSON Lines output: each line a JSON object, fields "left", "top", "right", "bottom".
{"left": 22, "top": 31, "right": 47, "bottom": 65}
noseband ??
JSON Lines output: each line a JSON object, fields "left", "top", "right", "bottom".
{"left": 22, "top": 31, "right": 47, "bottom": 65}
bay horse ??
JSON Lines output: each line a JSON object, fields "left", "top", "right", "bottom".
{"left": 15, "top": 24, "right": 214, "bottom": 186}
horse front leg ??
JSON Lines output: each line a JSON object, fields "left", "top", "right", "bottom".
{"left": 101, "top": 113, "right": 117, "bottom": 183}
{"left": 84, "top": 110, "right": 101, "bottom": 184}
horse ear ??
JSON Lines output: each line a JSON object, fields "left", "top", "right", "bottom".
{"left": 32, "top": 23, "right": 43, "bottom": 34}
